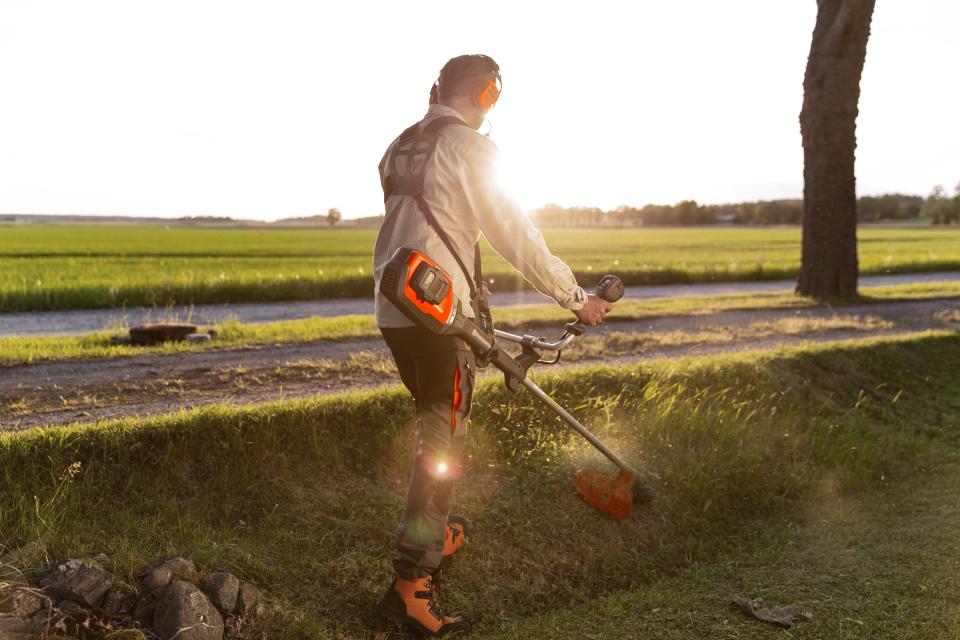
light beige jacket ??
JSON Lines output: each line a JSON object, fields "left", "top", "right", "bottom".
{"left": 374, "top": 104, "right": 586, "bottom": 328}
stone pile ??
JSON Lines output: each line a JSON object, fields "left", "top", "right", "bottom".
{"left": 0, "top": 554, "right": 261, "bottom": 640}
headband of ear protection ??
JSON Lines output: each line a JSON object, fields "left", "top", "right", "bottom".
{"left": 431, "top": 54, "right": 501, "bottom": 109}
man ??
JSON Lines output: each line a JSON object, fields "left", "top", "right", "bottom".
{"left": 373, "top": 54, "right": 611, "bottom": 636}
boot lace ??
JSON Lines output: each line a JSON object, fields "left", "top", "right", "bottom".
{"left": 422, "top": 574, "right": 444, "bottom": 620}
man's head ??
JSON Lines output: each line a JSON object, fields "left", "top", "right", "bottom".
{"left": 431, "top": 54, "right": 501, "bottom": 129}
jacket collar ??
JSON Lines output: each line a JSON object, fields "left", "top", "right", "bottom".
{"left": 425, "top": 103, "right": 468, "bottom": 123}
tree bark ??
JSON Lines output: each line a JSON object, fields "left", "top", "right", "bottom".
{"left": 796, "top": 0, "right": 875, "bottom": 298}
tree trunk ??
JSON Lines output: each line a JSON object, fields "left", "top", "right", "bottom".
{"left": 796, "top": 0, "right": 875, "bottom": 298}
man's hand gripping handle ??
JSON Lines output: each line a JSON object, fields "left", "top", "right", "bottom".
{"left": 567, "top": 275, "right": 624, "bottom": 335}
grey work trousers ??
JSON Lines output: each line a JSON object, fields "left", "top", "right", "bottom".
{"left": 381, "top": 326, "right": 476, "bottom": 579}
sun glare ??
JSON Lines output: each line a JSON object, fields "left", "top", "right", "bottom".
{"left": 491, "top": 147, "right": 537, "bottom": 216}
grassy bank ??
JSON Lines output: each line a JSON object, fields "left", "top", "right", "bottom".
{"left": 2, "top": 332, "right": 959, "bottom": 637}
{"left": 479, "top": 456, "right": 960, "bottom": 639}
{"left": 3, "top": 281, "right": 960, "bottom": 367}
{"left": 3, "top": 225, "right": 960, "bottom": 311}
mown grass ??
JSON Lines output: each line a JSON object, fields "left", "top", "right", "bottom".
{"left": 478, "top": 457, "right": 960, "bottom": 639}
{"left": 1, "top": 331, "right": 959, "bottom": 638}
{"left": 3, "top": 224, "right": 960, "bottom": 311}
{"left": 3, "top": 281, "right": 960, "bottom": 367}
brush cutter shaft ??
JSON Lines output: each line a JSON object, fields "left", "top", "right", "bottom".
{"left": 380, "top": 249, "right": 645, "bottom": 514}
{"left": 521, "top": 378, "right": 635, "bottom": 476}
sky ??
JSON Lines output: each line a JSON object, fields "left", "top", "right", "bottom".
{"left": 0, "top": 1, "right": 957, "bottom": 221}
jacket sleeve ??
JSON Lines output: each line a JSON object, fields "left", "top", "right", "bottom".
{"left": 456, "top": 135, "right": 587, "bottom": 311}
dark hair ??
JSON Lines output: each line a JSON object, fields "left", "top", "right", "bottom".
{"left": 434, "top": 54, "right": 501, "bottom": 103}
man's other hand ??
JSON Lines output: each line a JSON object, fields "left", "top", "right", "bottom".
{"left": 573, "top": 293, "right": 613, "bottom": 326}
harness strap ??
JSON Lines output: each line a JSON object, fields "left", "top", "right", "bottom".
{"left": 381, "top": 116, "right": 483, "bottom": 306}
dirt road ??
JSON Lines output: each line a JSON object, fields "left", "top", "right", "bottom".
{"left": 3, "top": 298, "right": 958, "bottom": 431}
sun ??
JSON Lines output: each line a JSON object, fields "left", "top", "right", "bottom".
{"left": 491, "top": 146, "right": 539, "bottom": 215}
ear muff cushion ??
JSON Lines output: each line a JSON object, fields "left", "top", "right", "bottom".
{"left": 473, "top": 77, "right": 500, "bottom": 109}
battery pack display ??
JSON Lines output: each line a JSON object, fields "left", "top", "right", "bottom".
{"left": 411, "top": 261, "right": 450, "bottom": 304}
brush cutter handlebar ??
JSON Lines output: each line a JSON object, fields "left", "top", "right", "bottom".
{"left": 492, "top": 328, "right": 577, "bottom": 352}
{"left": 493, "top": 274, "right": 624, "bottom": 351}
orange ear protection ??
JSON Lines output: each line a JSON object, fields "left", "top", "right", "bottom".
{"left": 432, "top": 54, "right": 501, "bottom": 110}
{"left": 472, "top": 76, "right": 501, "bottom": 110}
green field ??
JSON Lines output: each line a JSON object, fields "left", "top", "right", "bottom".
{"left": 2, "top": 224, "right": 960, "bottom": 311}
{"left": 2, "top": 332, "right": 959, "bottom": 638}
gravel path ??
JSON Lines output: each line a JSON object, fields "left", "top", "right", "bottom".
{"left": 2, "top": 297, "right": 957, "bottom": 431}
{"left": 3, "top": 271, "right": 959, "bottom": 337}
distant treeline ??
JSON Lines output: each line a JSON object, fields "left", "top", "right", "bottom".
{"left": 530, "top": 193, "right": 934, "bottom": 227}
{"left": 923, "top": 184, "right": 960, "bottom": 225}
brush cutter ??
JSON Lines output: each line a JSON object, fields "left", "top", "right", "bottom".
{"left": 380, "top": 248, "right": 654, "bottom": 519}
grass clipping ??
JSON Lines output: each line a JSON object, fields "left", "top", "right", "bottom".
{"left": 0, "top": 332, "right": 958, "bottom": 638}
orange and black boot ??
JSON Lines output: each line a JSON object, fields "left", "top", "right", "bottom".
{"left": 377, "top": 575, "right": 470, "bottom": 637}
{"left": 439, "top": 514, "right": 469, "bottom": 569}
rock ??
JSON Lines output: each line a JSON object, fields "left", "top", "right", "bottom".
{"left": 29, "top": 607, "right": 52, "bottom": 626}
{"left": 141, "top": 565, "right": 173, "bottom": 594}
{"left": 0, "top": 582, "right": 47, "bottom": 617}
{"left": 732, "top": 595, "right": 813, "bottom": 629}
{"left": 235, "top": 582, "right": 259, "bottom": 614}
{"left": 104, "top": 631, "right": 149, "bottom": 640}
{"left": 163, "top": 557, "right": 197, "bottom": 583}
{"left": 57, "top": 598, "right": 88, "bottom": 615}
{"left": 129, "top": 323, "right": 198, "bottom": 345}
{"left": 199, "top": 571, "right": 239, "bottom": 613}
{"left": 0, "top": 609, "right": 51, "bottom": 637}
{"left": 41, "top": 559, "right": 113, "bottom": 608}
{"left": 0, "top": 616, "right": 33, "bottom": 633}
{"left": 48, "top": 606, "right": 112, "bottom": 637}
{"left": 102, "top": 585, "right": 138, "bottom": 616}
{"left": 132, "top": 594, "right": 156, "bottom": 626}
{"left": 143, "top": 557, "right": 196, "bottom": 595}
{"left": 52, "top": 606, "right": 112, "bottom": 635}
{"left": 91, "top": 553, "right": 112, "bottom": 570}
{"left": 154, "top": 579, "right": 224, "bottom": 640}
